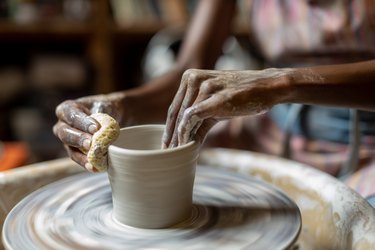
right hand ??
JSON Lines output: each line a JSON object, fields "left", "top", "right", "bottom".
{"left": 162, "top": 68, "right": 289, "bottom": 148}
{"left": 53, "top": 92, "right": 126, "bottom": 170}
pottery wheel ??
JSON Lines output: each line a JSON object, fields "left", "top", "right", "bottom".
{"left": 3, "top": 166, "right": 301, "bottom": 250}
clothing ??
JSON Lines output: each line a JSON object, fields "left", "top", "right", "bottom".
{"left": 270, "top": 105, "right": 375, "bottom": 144}
{"left": 241, "top": 0, "right": 375, "bottom": 197}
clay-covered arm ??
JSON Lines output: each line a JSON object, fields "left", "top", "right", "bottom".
{"left": 162, "top": 60, "right": 375, "bottom": 147}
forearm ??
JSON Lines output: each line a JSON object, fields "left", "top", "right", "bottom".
{"left": 119, "top": 0, "right": 236, "bottom": 124}
{"left": 122, "top": 67, "right": 184, "bottom": 124}
{"left": 282, "top": 60, "right": 375, "bottom": 111}
{"left": 176, "top": 0, "right": 236, "bottom": 69}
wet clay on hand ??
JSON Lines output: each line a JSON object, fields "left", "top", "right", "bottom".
{"left": 85, "top": 113, "right": 120, "bottom": 172}
{"left": 162, "top": 68, "right": 292, "bottom": 148}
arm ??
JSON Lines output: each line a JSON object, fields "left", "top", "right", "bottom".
{"left": 162, "top": 60, "right": 375, "bottom": 147}
{"left": 123, "top": 0, "right": 237, "bottom": 123}
{"left": 287, "top": 60, "right": 375, "bottom": 111}
{"left": 54, "top": 0, "right": 236, "bottom": 169}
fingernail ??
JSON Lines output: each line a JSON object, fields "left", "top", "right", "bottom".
{"left": 88, "top": 124, "right": 98, "bottom": 134}
{"left": 83, "top": 139, "right": 91, "bottom": 150}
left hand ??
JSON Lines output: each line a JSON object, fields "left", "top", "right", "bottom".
{"left": 162, "top": 68, "right": 291, "bottom": 148}
{"left": 53, "top": 92, "right": 126, "bottom": 169}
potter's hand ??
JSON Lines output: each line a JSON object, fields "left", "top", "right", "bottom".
{"left": 162, "top": 68, "right": 291, "bottom": 148}
{"left": 53, "top": 92, "right": 125, "bottom": 170}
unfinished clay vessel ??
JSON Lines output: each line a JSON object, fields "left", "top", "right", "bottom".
{"left": 107, "top": 124, "right": 199, "bottom": 228}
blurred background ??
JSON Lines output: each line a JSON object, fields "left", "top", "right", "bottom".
{"left": 0, "top": 0, "right": 258, "bottom": 170}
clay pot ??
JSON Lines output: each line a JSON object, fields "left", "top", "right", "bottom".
{"left": 108, "top": 124, "right": 199, "bottom": 229}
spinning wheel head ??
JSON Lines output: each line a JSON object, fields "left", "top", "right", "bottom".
{"left": 3, "top": 166, "right": 301, "bottom": 250}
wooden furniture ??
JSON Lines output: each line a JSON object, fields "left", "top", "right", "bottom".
{"left": 0, "top": 0, "right": 250, "bottom": 94}
{"left": 0, "top": 0, "right": 163, "bottom": 93}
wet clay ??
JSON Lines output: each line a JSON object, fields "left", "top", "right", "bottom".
{"left": 107, "top": 125, "right": 199, "bottom": 228}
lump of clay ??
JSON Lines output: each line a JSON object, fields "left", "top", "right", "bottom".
{"left": 86, "top": 113, "right": 120, "bottom": 172}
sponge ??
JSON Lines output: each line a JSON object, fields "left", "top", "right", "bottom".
{"left": 86, "top": 113, "right": 120, "bottom": 172}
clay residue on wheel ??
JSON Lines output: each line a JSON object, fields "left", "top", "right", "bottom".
{"left": 86, "top": 113, "right": 120, "bottom": 172}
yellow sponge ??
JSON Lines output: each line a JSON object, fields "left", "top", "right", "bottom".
{"left": 86, "top": 113, "right": 120, "bottom": 172}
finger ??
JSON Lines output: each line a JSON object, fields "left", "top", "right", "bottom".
{"left": 176, "top": 80, "right": 222, "bottom": 145}
{"left": 177, "top": 106, "right": 203, "bottom": 145}
{"left": 167, "top": 71, "right": 213, "bottom": 148}
{"left": 56, "top": 100, "right": 99, "bottom": 134}
{"left": 189, "top": 119, "right": 203, "bottom": 142}
{"left": 169, "top": 82, "right": 200, "bottom": 147}
{"left": 65, "top": 145, "right": 98, "bottom": 172}
{"left": 177, "top": 96, "right": 221, "bottom": 145}
{"left": 54, "top": 121, "right": 92, "bottom": 151}
{"left": 162, "top": 80, "right": 188, "bottom": 148}
{"left": 91, "top": 100, "right": 115, "bottom": 115}
{"left": 192, "top": 119, "right": 217, "bottom": 145}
